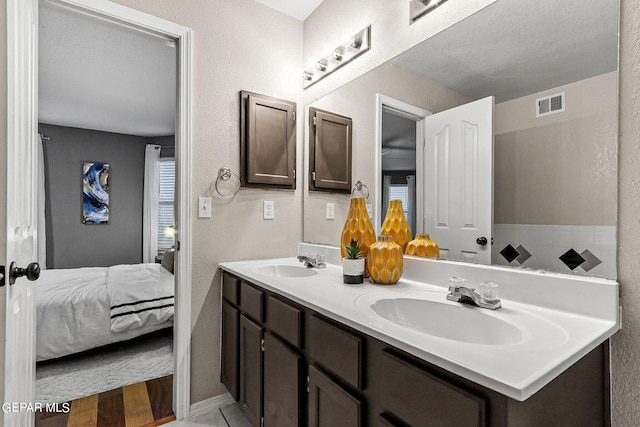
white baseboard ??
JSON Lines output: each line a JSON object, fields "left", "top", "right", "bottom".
{"left": 189, "top": 392, "right": 235, "bottom": 417}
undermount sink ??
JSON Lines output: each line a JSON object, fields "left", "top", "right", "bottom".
{"left": 250, "top": 264, "right": 318, "bottom": 278}
{"left": 361, "top": 295, "right": 524, "bottom": 345}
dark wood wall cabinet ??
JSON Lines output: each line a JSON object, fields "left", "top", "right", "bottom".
{"left": 220, "top": 272, "right": 609, "bottom": 427}
{"left": 308, "top": 107, "right": 353, "bottom": 193}
{"left": 240, "top": 91, "right": 297, "bottom": 189}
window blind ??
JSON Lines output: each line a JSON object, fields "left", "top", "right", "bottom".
{"left": 158, "top": 160, "right": 175, "bottom": 254}
{"left": 389, "top": 185, "right": 409, "bottom": 218}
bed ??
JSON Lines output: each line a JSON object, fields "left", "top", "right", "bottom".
{"left": 36, "top": 261, "right": 174, "bottom": 361}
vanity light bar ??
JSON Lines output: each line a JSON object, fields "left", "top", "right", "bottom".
{"left": 410, "top": 0, "right": 449, "bottom": 23}
{"left": 302, "top": 26, "right": 371, "bottom": 88}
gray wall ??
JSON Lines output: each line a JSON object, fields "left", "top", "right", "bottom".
{"left": 40, "top": 123, "right": 153, "bottom": 268}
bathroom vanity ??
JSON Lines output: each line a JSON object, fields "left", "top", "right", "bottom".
{"left": 219, "top": 246, "right": 619, "bottom": 427}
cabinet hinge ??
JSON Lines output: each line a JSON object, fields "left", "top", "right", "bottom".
{"left": 313, "top": 116, "right": 317, "bottom": 126}
{"left": 261, "top": 417, "right": 264, "bottom": 427}
{"left": 293, "top": 112, "right": 296, "bottom": 121}
{"left": 261, "top": 338, "right": 264, "bottom": 352}
{"left": 293, "top": 169, "right": 296, "bottom": 180}
{"left": 306, "top": 375, "right": 310, "bottom": 393}
{"left": 311, "top": 171, "right": 316, "bottom": 182}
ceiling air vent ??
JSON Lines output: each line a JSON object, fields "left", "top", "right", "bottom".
{"left": 536, "top": 92, "right": 565, "bottom": 117}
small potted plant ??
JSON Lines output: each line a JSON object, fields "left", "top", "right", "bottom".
{"left": 343, "top": 239, "right": 365, "bottom": 284}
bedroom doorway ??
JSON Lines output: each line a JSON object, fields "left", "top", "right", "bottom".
{"left": 6, "top": 0, "right": 193, "bottom": 422}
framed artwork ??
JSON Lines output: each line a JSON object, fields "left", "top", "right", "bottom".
{"left": 82, "top": 161, "right": 110, "bottom": 224}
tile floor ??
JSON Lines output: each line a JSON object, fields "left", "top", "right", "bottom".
{"left": 166, "top": 403, "right": 251, "bottom": 427}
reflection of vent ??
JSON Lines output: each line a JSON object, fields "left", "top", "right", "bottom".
{"left": 536, "top": 92, "right": 565, "bottom": 117}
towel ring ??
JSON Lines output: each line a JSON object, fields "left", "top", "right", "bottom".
{"left": 351, "top": 180, "right": 369, "bottom": 200}
{"left": 215, "top": 167, "right": 241, "bottom": 199}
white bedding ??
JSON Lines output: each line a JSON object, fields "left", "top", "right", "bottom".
{"left": 108, "top": 263, "right": 174, "bottom": 332}
{"left": 36, "top": 263, "right": 174, "bottom": 361}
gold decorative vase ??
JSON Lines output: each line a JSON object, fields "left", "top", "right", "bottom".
{"left": 368, "top": 235, "right": 403, "bottom": 285}
{"left": 340, "top": 198, "right": 376, "bottom": 276}
{"left": 380, "top": 200, "right": 412, "bottom": 252}
{"left": 406, "top": 234, "right": 440, "bottom": 259}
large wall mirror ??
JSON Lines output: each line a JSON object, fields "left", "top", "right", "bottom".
{"left": 303, "top": 0, "right": 619, "bottom": 279}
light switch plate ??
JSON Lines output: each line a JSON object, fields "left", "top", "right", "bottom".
{"left": 263, "top": 200, "right": 275, "bottom": 220}
{"left": 198, "top": 197, "right": 211, "bottom": 218}
{"left": 326, "top": 203, "right": 335, "bottom": 220}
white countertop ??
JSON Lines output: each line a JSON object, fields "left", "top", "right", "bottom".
{"left": 219, "top": 247, "right": 619, "bottom": 401}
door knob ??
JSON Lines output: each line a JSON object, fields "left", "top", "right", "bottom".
{"left": 476, "top": 237, "right": 488, "bottom": 246}
{"left": 0, "top": 262, "right": 40, "bottom": 286}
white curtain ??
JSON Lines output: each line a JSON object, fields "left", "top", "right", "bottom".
{"left": 143, "top": 145, "right": 161, "bottom": 263}
{"left": 407, "top": 174, "right": 416, "bottom": 234}
{"left": 37, "top": 134, "right": 47, "bottom": 269}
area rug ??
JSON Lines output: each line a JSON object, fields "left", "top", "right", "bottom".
{"left": 36, "top": 328, "right": 173, "bottom": 404}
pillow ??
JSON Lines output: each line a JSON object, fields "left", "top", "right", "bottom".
{"left": 161, "top": 249, "right": 175, "bottom": 274}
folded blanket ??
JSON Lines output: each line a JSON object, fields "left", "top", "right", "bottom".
{"left": 108, "top": 263, "right": 174, "bottom": 332}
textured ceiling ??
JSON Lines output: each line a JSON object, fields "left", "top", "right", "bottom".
{"left": 39, "top": 2, "right": 176, "bottom": 137}
{"left": 254, "top": 0, "right": 324, "bottom": 20}
{"left": 393, "top": 0, "right": 619, "bottom": 102}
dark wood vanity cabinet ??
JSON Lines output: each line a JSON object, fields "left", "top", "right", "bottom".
{"left": 220, "top": 301, "right": 239, "bottom": 401}
{"left": 220, "top": 272, "right": 609, "bottom": 427}
{"left": 263, "top": 332, "right": 304, "bottom": 427}
{"left": 239, "top": 314, "right": 263, "bottom": 427}
{"left": 308, "top": 364, "right": 363, "bottom": 427}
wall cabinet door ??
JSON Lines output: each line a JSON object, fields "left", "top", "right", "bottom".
{"left": 239, "top": 314, "right": 263, "bottom": 427}
{"left": 309, "top": 108, "right": 353, "bottom": 193}
{"left": 221, "top": 301, "right": 239, "bottom": 400}
{"left": 308, "top": 365, "right": 363, "bottom": 427}
{"left": 263, "top": 332, "right": 303, "bottom": 427}
{"left": 241, "top": 91, "right": 297, "bottom": 189}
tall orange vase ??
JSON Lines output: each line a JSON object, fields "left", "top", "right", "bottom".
{"left": 341, "top": 198, "right": 376, "bottom": 277}
{"left": 380, "top": 200, "right": 412, "bottom": 252}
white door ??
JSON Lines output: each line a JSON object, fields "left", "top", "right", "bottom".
{"left": 423, "top": 96, "right": 494, "bottom": 264}
{"left": 4, "top": 0, "right": 39, "bottom": 425}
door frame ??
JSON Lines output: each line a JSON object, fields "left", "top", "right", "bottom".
{"left": 8, "top": 0, "right": 193, "bottom": 419}
{"left": 375, "top": 94, "right": 431, "bottom": 234}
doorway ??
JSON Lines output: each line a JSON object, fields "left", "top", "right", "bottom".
{"left": 5, "top": 0, "right": 193, "bottom": 422}
{"left": 375, "top": 94, "right": 431, "bottom": 234}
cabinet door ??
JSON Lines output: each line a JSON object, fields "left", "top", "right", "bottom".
{"left": 241, "top": 90, "right": 296, "bottom": 189}
{"left": 221, "top": 301, "right": 239, "bottom": 400}
{"left": 263, "top": 333, "right": 303, "bottom": 427}
{"left": 309, "top": 107, "right": 352, "bottom": 193}
{"left": 239, "top": 314, "right": 263, "bottom": 427}
{"left": 308, "top": 365, "right": 363, "bottom": 427}
{"left": 379, "top": 349, "right": 487, "bottom": 427}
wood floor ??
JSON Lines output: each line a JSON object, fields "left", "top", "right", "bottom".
{"left": 35, "top": 375, "right": 175, "bottom": 427}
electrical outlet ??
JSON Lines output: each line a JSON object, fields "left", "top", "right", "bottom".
{"left": 263, "top": 200, "right": 275, "bottom": 220}
{"left": 198, "top": 197, "right": 211, "bottom": 218}
{"left": 326, "top": 203, "right": 335, "bottom": 220}
{"left": 366, "top": 203, "right": 373, "bottom": 219}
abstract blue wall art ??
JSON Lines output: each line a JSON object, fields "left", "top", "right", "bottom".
{"left": 82, "top": 161, "right": 110, "bottom": 224}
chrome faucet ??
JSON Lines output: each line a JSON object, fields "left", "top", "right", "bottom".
{"left": 447, "top": 282, "right": 501, "bottom": 310}
{"left": 297, "top": 253, "right": 326, "bottom": 269}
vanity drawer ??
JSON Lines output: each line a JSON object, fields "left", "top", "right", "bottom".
{"left": 266, "top": 295, "right": 303, "bottom": 348}
{"left": 379, "top": 349, "right": 487, "bottom": 427}
{"left": 240, "top": 281, "right": 264, "bottom": 322}
{"left": 307, "top": 314, "right": 363, "bottom": 390}
{"left": 222, "top": 273, "right": 240, "bottom": 306}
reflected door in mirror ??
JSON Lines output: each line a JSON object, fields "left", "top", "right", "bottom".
{"left": 424, "top": 96, "right": 494, "bottom": 264}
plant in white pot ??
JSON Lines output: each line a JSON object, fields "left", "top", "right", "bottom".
{"left": 343, "top": 239, "right": 365, "bottom": 284}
